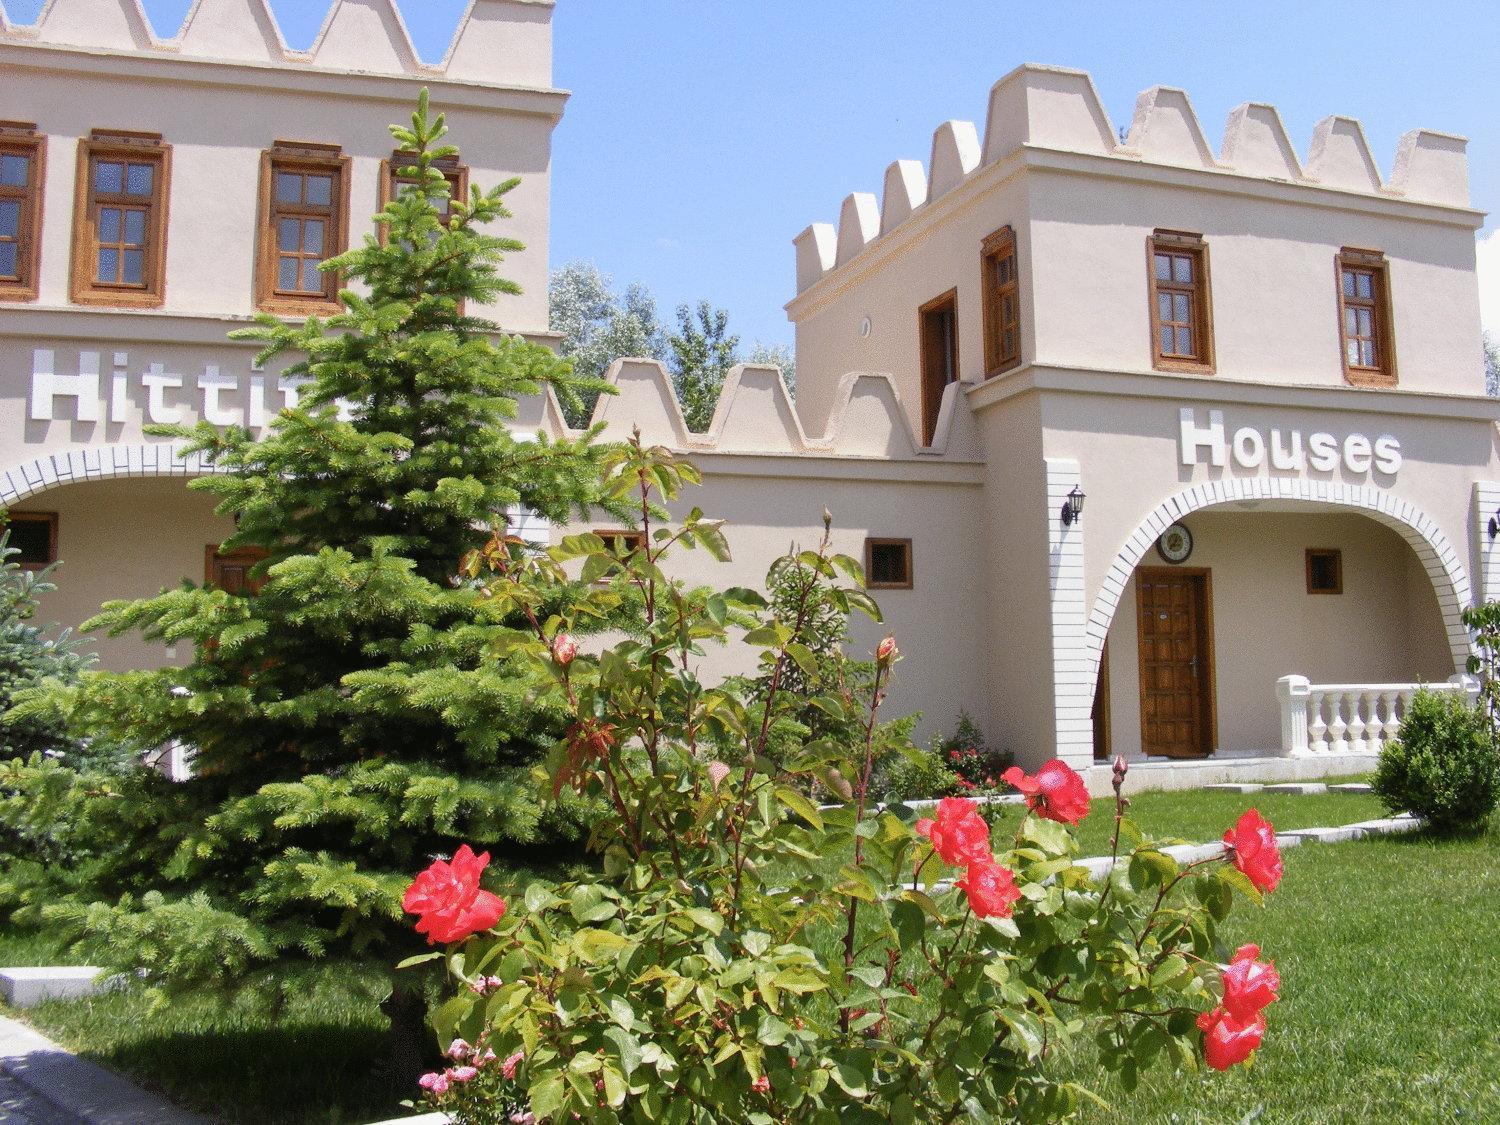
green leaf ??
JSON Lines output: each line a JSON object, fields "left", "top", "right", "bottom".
{"left": 394, "top": 951, "right": 442, "bottom": 970}
{"left": 682, "top": 908, "right": 724, "bottom": 935}
{"left": 530, "top": 1074, "right": 567, "bottom": 1120}
{"left": 774, "top": 786, "right": 824, "bottom": 830}
{"left": 1217, "top": 863, "right": 1264, "bottom": 905}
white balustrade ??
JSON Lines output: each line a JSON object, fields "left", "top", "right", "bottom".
{"left": 1276, "top": 674, "right": 1480, "bottom": 756}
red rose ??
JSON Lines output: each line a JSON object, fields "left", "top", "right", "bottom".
{"left": 1222, "top": 809, "right": 1283, "bottom": 893}
{"left": 402, "top": 844, "right": 507, "bottom": 945}
{"left": 915, "top": 797, "right": 992, "bottom": 866}
{"left": 1221, "top": 943, "right": 1280, "bottom": 1021}
{"left": 1196, "top": 1006, "right": 1266, "bottom": 1070}
{"left": 1000, "top": 759, "right": 1091, "bottom": 825}
{"left": 956, "top": 859, "right": 1021, "bottom": 919}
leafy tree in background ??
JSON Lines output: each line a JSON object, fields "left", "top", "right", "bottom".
{"left": 548, "top": 261, "right": 667, "bottom": 425}
{"left": 1485, "top": 331, "right": 1498, "bottom": 397}
{"left": 745, "top": 340, "right": 796, "bottom": 396}
{"left": 6, "top": 96, "right": 618, "bottom": 1068}
{"left": 668, "top": 299, "right": 740, "bottom": 432}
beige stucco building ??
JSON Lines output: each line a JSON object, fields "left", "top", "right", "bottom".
{"left": 2, "top": 4, "right": 1496, "bottom": 790}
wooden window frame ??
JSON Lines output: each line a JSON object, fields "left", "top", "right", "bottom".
{"left": 205, "top": 545, "right": 269, "bottom": 595}
{"left": 70, "top": 130, "right": 171, "bottom": 308}
{"left": 864, "top": 536, "right": 913, "bottom": 591}
{"left": 378, "top": 149, "right": 469, "bottom": 241}
{"left": 918, "top": 288, "right": 959, "bottom": 447}
{"left": 1305, "top": 548, "right": 1343, "bottom": 595}
{"left": 5, "top": 511, "right": 58, "bottom": 570}
{"left": 981, "top": 225, "right": 1021, "bottom": 377}
{"left": 593, "top": 529, "right": 646, "bottom": 556}
{"left": 1336, "top": 248, "right": 1397, "bottom": 387}
{"left": 0, "top": 122, "right": 46, "bottom": 302}
{"left": 1147, "top": 230, "right": 1215, "bottom": 374}
{"left": 255, "top": 141, "right": 351, "bottom": 317}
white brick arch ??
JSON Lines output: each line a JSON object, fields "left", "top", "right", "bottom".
{"left": 1083, "top": 477, "right": 1474, "bottom": 698}
{"left": 0, "top": 443, "right": 225, "bottom": 507}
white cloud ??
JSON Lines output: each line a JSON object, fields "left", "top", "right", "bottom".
{"left": 1479, "top": 228, "right": 1500, "bottom": 342}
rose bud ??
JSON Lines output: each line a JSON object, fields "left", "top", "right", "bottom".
{"left": 552, "top": 633, "right": 578, "bottom": 666}
{"left": 877, "top": 636, "right": 898, "bottom": 662}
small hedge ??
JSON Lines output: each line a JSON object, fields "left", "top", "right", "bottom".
{"left": 1375, "top": 687, "right": 1500, "bottom": 832}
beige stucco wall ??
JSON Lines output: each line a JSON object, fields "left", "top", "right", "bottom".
{"left": 1025, "top": 168, "right": 1484, "bottom": 395}
{"left": 1104, "top": 511, "right": 1452, "bottom": 757}
{"left": 791, "top": 174, "right": 1031, "bottom": 439}
{"left": 11, "top": 476, "right": 234, "bottom": 671}
{"left": 647, "top": 460, "right": 989, "bottom": 749}
{"left": 5, "top": 66, "right": 555, "bottom": 336}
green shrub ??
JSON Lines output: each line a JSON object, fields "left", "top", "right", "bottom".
{"left": 1375, "top": 687, "right": 1500, "bottom": 832}
{"left": 882, "top": 743, "right": 961, "bottom": 801}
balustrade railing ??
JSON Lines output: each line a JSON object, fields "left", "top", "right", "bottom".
{"left": 1276, "top": 675, "right": 1479, "bottom": 757}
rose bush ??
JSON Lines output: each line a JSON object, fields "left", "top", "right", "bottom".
{"left": 394, "top": 436, "right": 1283, "bottom": 1122}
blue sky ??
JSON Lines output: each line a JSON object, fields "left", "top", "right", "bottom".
{"left": 8, "top": 0, "right": 1499, "bottom": 346}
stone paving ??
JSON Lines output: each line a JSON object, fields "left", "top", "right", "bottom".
{"left": 0, "top": 1067, "right": 85, "bottom": 1124}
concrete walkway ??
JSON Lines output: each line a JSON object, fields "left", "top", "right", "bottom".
{"left": 0, "top": 1014, "right": 206, "bottom": 1125}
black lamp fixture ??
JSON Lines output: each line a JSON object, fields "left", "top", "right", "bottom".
{"left": 1490, "top": 508, "right": 1500, "bottom": 540}
{"left": 1061, "top": 485, "right": 1086, "bottom": 527}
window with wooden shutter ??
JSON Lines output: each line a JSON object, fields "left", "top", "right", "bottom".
{"left": 256, "top": 141, "right": 350, "bottom": 315}
{"left": 71, "top": 130, "right": 170, "bottom": 307}
{"left": 1147, "top": 230, "right": 1214, "bottom": 373}
{"left": 0, "top": 122, "right": 45, "bottom": 302}
{"left": 918, "top": 289, "right": 959, "bottom": 446}
{"left": 206, "top": 546, "right": 269, "bottom": 595}
{"left": 1336, "top": 248, "right": 1396, "bottom": 386}
{"left": 981, "top": 226, "right": 1020, "bottom": 377}
{"left": 379, "top": 149, "right": 467, "bottom": 238}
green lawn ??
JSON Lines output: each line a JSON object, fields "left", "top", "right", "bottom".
{"left": 1074, "top": 819, "right": 1500, "bottom": 1122}
{"left": 8, "top": 779, "right": 1491, "bottom": 1125}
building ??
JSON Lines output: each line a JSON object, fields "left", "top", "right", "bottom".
{"left": 2, "top": 3, "right": 1496, "bottom": 790}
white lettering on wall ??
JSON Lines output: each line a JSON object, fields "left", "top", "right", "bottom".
{"left": 26, "top": 349, "right": 319, "bottom": 436}
{"left": 1178, "top": 408, "right": 1400, "bottom": 478}
{"left": 29, "top": 348, "right": 101, "bottom": 422}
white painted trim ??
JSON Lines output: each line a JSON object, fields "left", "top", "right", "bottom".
{"left": 0, "top": 442, "right": 222, "bottom": 506}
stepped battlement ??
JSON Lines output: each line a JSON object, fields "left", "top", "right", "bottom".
{"left": 0, "top": 0, "right": 554, "bottom": 88}
{"left": 795, "top": 63, "right": 1471, "bottom": 294}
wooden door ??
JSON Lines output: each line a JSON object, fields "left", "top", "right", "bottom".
{"left": 1136, "top": 568, "right": 1215, "bottom": 758}
{"left": 206, "top": 546, "right": 268, "bottom": 595}
{"left": 918, "top": 289, "right": 958, "bottom": 446}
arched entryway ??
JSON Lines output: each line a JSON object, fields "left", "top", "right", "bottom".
{"left": 1081, "top": 477, "right": 1471, "bottom": 760}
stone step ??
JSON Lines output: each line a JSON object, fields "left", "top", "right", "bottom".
{"left": 1202, "top": 783, "right": 1264, "bottom": 793}
{"left": 0, "top": 968, "right": 105, "bottom": 1009}
{"left": 1330, "top": 782, "right": 1374, "bottom": 793}
{"left": 1261, "top": 782, "right": 1328, "bottom": 795}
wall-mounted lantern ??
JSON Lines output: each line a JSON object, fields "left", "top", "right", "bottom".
{"left": 1061, "top": 485, "right": 1086, "bottom": 527}
{"left": 1490, "top": 508, "right": 1500, "bottom": 540}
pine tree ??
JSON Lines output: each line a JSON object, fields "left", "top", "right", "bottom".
{"left": 20, "top": 96, "right": 618, "bottom": 1024}
{"left": 0, "top": 529, "right": 94, "bottom": 760}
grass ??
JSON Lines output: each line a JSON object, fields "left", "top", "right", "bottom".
{"left": 1073, "top": 819, "right": 1500, "bottom": 1122}
{"left": 9, "top": 777, "right": 1484, "bottom": 1124}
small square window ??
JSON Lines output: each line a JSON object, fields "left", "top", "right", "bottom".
{"left": 865, "top": 537, "right": 913, "bottom": 590}
{"left": 4, "top": 511, "right": 58, "bottom": 568}
{"left": 1306, "top": 548, "right": 1342, "bottom": 595}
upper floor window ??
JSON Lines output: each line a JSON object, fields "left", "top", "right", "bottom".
{"left": 256, "top": 141, "right": 349, "bottom": 315}
{"left": 918, "top": 288, "right": 958, "bottom": 446}
{"left": 981, "top": 226, "right": 1020, "bottom": 376}
{"left": 380, "top": 149, "right": 468, "bottom": 238}
{"left": 1148, "top": 230, "right": 1214, "bottom": 373}
{"left": 0, "top": 122, "right": 45, "bottom": 302}
{"left": 70, "top": 130, "right": 170, "bottom": 307}
{"left": 1337, "top": 248, "right": 1396, "bottom": 386}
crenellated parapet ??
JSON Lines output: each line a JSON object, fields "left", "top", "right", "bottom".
{"left": 520, "top": 360, "right": 981, "bottom": 462}
{"left": 0, "top": 0, "right": 555, "bottom": 87}
{"left": 796, "top": 62, "right": 1473, "bottom": 293}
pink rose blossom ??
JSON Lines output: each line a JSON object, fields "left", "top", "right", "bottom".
{"left": 447, "top": 1038, "right": 471, "bottom": 1060}
{"left": 501, "top": 1050, "right": 524, "bottom": 1080}
{"left": 418, "top": 1071, "right": 450, "bottom": 1095}
{"left": 450, "top": 1065, "right": 478, "bottom": 1083}
{"left": 752, "top": 1074, "right": 771, "bottom": 1094}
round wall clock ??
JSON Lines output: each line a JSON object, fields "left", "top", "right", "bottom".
{"left": 1156, "top": 522, "right": 1194, "bottom": 564}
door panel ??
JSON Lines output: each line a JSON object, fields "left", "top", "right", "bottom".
{"left": 1136, "top": 568, "right": 1213, "bottom": 758}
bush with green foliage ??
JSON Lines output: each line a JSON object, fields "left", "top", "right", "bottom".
{"left": 0, "top": 528, "right": 93, "bottom": 761}
{"left": 2, "top": 96, "right": 618, "bottom": 1051}
{"left": 394, "top": 436, "right": 1282, "bottom": 1123}
{"left": 1375, "top": 686, "right": 1500, "bottom": 832}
